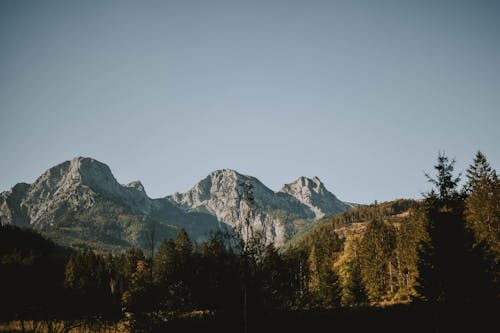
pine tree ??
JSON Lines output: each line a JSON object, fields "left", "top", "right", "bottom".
{"left": 359, "top": 219, "right": 396, "bottom": 302}
{"left": 175, "top": 228, "right": 193, "bottom": 260}
{"left": 198, "top": 231, "right": 241, "bottom": 311}
{"left": 307, "top": 245, "right": 319, "bottom": 292}
{"left": 465, "top": 151, "right": 499, "bottom": 255}
{"left": 334, "top": 235, "right": 367, "bottom": 306}
{"left": 316, "top": 260, "right": 342, "bottom": 308}
{"left": 417, "top": 152, "right": 467, "bottom": 303}
{"left": 64, "top": 250, "right": 113, "bottom": 317}
{"left": 259, "top": 243, "right": 290, "bottom": 311}
{"left": 425, "top": 152, "right": 462, "bottom": 209}
{"left": 153, "top": 239, "right": 176, "bottom": 285}
{"left": 393, "top": 208, "right": 426, "bottom": 301}
{"left": 173, "top": 228, "right": 194, "bottom": 310}
{"left": 465, "top": 151, "right": 493, "bottom": 193}
{"left": 464, "top": 151, "right": 499, "bottom": 299}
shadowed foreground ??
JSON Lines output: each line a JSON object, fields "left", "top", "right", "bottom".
{"left": 0, "top": 302, "right": 497, "bottom": 333}
{"left": 161, "top": 302, "right": 498, "bottom": 333}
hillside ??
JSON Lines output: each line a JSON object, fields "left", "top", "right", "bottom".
{"left": 287, "top": 199, "right": 419, "bottom": 249}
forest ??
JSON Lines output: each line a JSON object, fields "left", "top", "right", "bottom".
{"left": 0, "top": 151, "right": 498, "bottom": 333}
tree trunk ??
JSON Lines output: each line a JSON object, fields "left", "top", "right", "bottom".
{"left": 388, "top": 260, "right": 394, "bottom": 295}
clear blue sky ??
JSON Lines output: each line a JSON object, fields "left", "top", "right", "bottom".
{"left": 1, "top": 0, "right": 499, "bottom": 204}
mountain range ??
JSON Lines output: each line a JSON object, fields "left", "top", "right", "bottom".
{"left": 0, "top": 157, "right": 353, "bottom": 250}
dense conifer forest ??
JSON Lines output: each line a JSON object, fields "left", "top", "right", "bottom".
{"left": 1, "top": 151, "right": 498, "bottom": 332}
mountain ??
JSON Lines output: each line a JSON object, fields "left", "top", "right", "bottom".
{"left": 0, "top": 158, "right": 353, "bottom": 250}
{"left": 168, "top": 169, "right": 310, "bottom": 246}
{"left": 0, "top": 157, "right": 221, "bottom": 251}
{"left": 0, "top": 157, "right": 151, "bottom": 226}
{"left": 168, "top": 170, "right": 352, "bottom": 247}
{"left": 280, "top": 176, "right": 353, "bottom": 218}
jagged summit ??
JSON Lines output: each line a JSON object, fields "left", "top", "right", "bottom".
{"left": 280, "top": 176, "right": 352, "bottom": 218}
{"left": 35, "top": 156, "right": 121, "bottom": 196}
{"left": 1, "top": 158, "right": 353, "bottom": 249}
{"left": 209, "top": 168, "right": 241, "bottom": 176}
{"left": 126, "top": 181, "right": 146, "bottom": 193}
{"left": 0, "top": 156, "right": 154, "bottom": 227}
{"left": 168, "top": 170, "right": 352, "bottom": 246}
{"left": 169, "top": 169, "right": 270, "bottom": 210}
{"left": 0, "top": 157, "right": 222, "bottom": 249}
{"left": 281, "top": 176, "right": 329, "bottom": 197}
{"left": 168, "top": 169, "right": 305, "bottom": 246}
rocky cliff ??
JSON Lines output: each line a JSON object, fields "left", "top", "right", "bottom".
{"left": 168, "top": 170, "right": 352, "bottom": 246}
{"left": 280, "top": 176, "right": 353, "bottom": 218}
{"left": 1, "top": 158, "right": 353, "bottom": 250}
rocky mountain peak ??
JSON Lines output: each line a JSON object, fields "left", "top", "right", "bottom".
{"left": 210, "top": 168, "right": 240, "bottom": 177}
{"left": 280, "top": 176, "right": 350, "bottom": 219}
{"left": 206, "top": 169, "right": 256, "bottom": 190}
{"left": 0, "top": 157, "right": 155, "bottom": 227}
{"left": 67, "top": 157, "right": 118, "bottom": 190}
{"left": 126, "top": 181, "right": 146, "bottom": 193}
{"left": 167, "top": 169, "right": 303, "bottom": 246}
{"left": 170, "top": 169, "right": 248, "bottom": 210}
{"left": 33, "top": 156, "right": 118, "bottom": 193}
{"left": 1, "top": 159, "right": 354, "bottom": 249}
{"left": 295, "top": 176, "right": 326, "bottom": 190}
{"left": 59, "top": 157, "right": 152, "bottom": 205}
{"left": 282, "top": 176, "right": 327, "bottom": 197}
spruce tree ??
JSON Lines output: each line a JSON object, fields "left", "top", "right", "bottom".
{"left": 334, "top": 235, "right": 367, "bottom": 306}
{"left": 359, "top": 219, "right": 396, "bottom": 302}
{"left": 465, "top": 151, "right": 499, "bottom": 254}
{"left": 464, "top": 151, "right": 499, "bottom": 300}
{"left": 424, "top": 152, "right": 462, "bottom": 208}
{"left": 417, "top": 152, "right": 467, "bottom": 303}
{"left": 465, "top": 151, "right": 493, "bottom": 192}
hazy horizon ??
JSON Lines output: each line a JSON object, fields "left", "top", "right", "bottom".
{"left": 1, "top": 0, "right": 499, "bottom": 204}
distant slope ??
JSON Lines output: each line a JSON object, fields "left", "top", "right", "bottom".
{"left": 287, "top": 199, "right": 419, "bottom": 249}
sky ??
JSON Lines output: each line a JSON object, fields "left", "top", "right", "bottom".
{"left": 1, "top": 0, "right": 499, "bottom": 204}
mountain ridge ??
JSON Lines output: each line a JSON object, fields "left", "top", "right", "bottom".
{"left": 0, "top": 157, "right": 353, "bottom": 250}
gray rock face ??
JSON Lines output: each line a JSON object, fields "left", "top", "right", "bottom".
{"left": 0, "top": 157, "right": 220, "bottom": 249}
{"left": 168, "top": 170, "right": 352, "bottom": 247}
{"left": 280, "top": 176, "right": 353, "bottom": 218}
{"left": 0, "top": 159, "right": 353, "bottom": 249}
{"left": 170, "top": 170, "right": 300, "bottom": 246}
{"left": 126, "top": 181, "right": 146, "bottom": 193}
{"left": 0, "top": 157, "right": 152, "bottom": 227}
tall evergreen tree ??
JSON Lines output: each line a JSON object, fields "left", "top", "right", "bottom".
{"left": 417, "top": 152, "right": 467, "bottom": 303}
{"left": 334, "top": 235, "right": 367, "bottom": 306}
{"left": 359, "top": 219, "right": 396, "bottom": 302}
{"left": 153, "top": 239, "right": 176, "bottom": 285}
{"left": 64, "top": 250, "right": 113, "bottom": 317}
{"left": 465, "top": 151, "right": 499, "bottom": 255}
{"left": 393, "top": 208, "right": 426, "bottom": 301}
{"left": 464, "top": 151, "right": 499, "bottom": 299}
{"left": 465, "top": 151, "right": 493, "bottom": 192}
{"left": 307, "top": 245, "right": 320, "bottom": 292}
{"left": 425, "top": 152, "right": 462, "bottom": 208}
{"left": 259, "top": 244, "right": 291, "bottom": 311}
{"left": 316, "top": 259, "right": 342, "bottom": 308}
